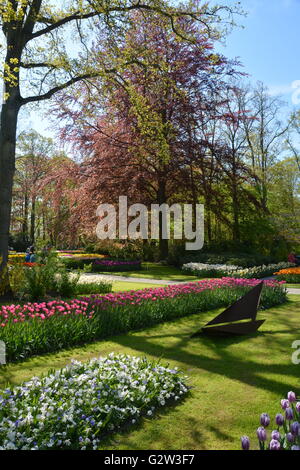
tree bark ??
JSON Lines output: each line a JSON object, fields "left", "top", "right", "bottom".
{"left": 30, "top": 196, "right": 36, "bottom": 243}
{"left": 0, "top": 35, "right": 22, "bottom": 295}
{"left": 0, "top": 99, "right": 21, "bottom": 294}
{"left": 22, "top": 192, "right": 29, "bottom": 237}
{"left": 157, "top": 178, "right": 169, "bottom": 260}
{"left": 232, "top": 182, "right": 240, "bottom": 243}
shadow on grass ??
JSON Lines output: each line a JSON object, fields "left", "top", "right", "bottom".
{"left": 97, "top": 396, "right": 209, "bottom": 451}
{"left": 110, "top": 300, "right": 300, "bottom": 398}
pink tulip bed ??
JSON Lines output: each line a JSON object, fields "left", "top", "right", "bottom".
{"left": 0, "top": 278, "right": 287, "bottom": 363}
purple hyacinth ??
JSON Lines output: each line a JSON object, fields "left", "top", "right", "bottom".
{"left": 281, "top": 399, "right": 290, "bottom": 410}
{"left": 286, "top": 432, "right": 295, "bottom": 443}
{"left": 296, "top": 402, "right": 300, "bottom": 413}
{"left": 260, "top": 413, "right": 270, "bottom": 427}
{"left": 290, "top": 421, "right": 300, "bottom": 436}
{"left": 286, "top": 408, "right": 294, "bottom": 421}
{"left": 257, "top": 427, "right": 267, "bottom": 442}
{"left": 269, "top": 439, "right": 281, "bottom": 450}
{"left": 271, "top": 430, "right": 281, "bottom": 441}
{"left": 288, "top": 391, "right": 297, "bottom": 403}
{"left": 241, "top": 436, "right": 250, "bottom": 450}
{"left": 276, "top": 413, "right": 285, "bottom": 426}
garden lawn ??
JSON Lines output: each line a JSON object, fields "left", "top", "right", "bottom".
{"left": 95, "top": 262, "right": 199, "bottom": 281}
{"left": 0, "top": 295, "right": 299, "bottom": 450}
{"left": 112, "top": 281, "right": 165, "bottom": 291}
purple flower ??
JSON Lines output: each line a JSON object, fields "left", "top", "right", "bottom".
{"left": 290, "top": 421, "right": 300, "bottom": 435}
{"left": 288, "top": 391, "right": 297, "bottom": 403}
{"left": 296, "top": 402, "right": 300, "bottom": 413}
{"left": 286, "top": 432, "right": 295, "bottom": 443}
{"left": 260, "top": 413, "right": 270, "bottom": 427}
{"left": 281, "top": 399, "right": 290, "bottom": 410}
{"left": 286, "top": 408, "right": 294, "bottom": 421}
{"left": 275, "top": 413, "right": 285, "bottom": 426}
{"left": 271, "top": 430, "right": 281, "bottom": 441}
{"left": 291, "top": 445, "right": 300, "bottom": 450}
{"left": 269, "top": 439, "right": 281, "bottom": 450}
{"left": 241, "top": 436, "right": 250, "bottom": 450}
{"left": 257, "top": 427, "right": 267, "bottom": 441}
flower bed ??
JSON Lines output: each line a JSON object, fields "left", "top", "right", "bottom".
{"left": 274, "top": 267, "right": 300, "bottom": 283}
{"left": 92, "top": 259, "right": 142, "bottom": 272}
{"left": 0, "top": 279, "right": 287, "bottom": 363}
{"left": 62, "top": 257, "right": 142, "bottom": 271}
{"left": 0, "top": 353, "right": 188, "bottom": 450}
{"left": 182, "top": 262, "right": 295, "bottom": 279}
{"left": 241, "top": 391, "right": 300, "bottom": 451}
{"left": 58, "top": 253, "right": 105, "bottom": 259}
{"left": 182, "top": 262, "right": 241, "bottom": 278}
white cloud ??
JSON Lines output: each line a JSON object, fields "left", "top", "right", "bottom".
{"left": 267, "top": 84, "right": 294, "bottom": 96}
{"left": 266, "top": 81, "right": 300, "bottom": 106}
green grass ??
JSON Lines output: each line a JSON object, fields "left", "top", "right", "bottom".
{"left": 95, "top": 262, "right": 199, "bottom": 281}
{"left": 285, "top": 284, "right": 300, "bottom": 289}
{"left": 112, "top": 280, "right": 165, "bottom": 291}
{"left": 1, "top": 295, "right": 299, "bottom": 450}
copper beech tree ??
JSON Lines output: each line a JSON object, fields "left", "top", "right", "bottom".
{"left": 0, "top": 0, "right": 241, "bottom": 293}
{"left": 53, "top": 11, "right": 244, "bottom": 258}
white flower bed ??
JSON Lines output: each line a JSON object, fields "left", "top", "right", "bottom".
{"left": 182, "top": 262, "right": 295, "bottom": 279}
{"left": 0, "top": 353, "right": 188, "bottom": 450}
{"left": 182, "top": 262, "right": 242, "bottom": 275}
{"left": 233, "top": 262, "right": 295, "bottom": 279}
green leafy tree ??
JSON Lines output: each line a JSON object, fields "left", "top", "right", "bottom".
{"left": 0, "top": 0, "right": 241, "bottom": 294}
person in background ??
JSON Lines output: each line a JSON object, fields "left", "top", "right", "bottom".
{"left": 29, "top": 246, "right": 37, "bottom": 263}
{"left": 25, "top": 247, "right": 31, "bottom": 262}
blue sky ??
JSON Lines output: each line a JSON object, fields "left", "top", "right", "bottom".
{"left": 219, "top": 0, "right": 300, "bottom": 100}
{"left": 24, "top": 0, "right": 300, "bottom": 139}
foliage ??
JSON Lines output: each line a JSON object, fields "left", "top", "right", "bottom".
{"left": 21, "top": 250, "right": 80, "bottom": 300}
{"left": 0, "top": 279, "right": 287, "bottom": 362}
{"left": 0, "top": 262, "right": 9, "bottom": 298}
{"left": 108, "top": 241, "right": 143, "bottom": 261}
{"left": 241, "top": 392, "right": 300, "bottom": 451}
{"left": 7, "top": 260, "right": 26, "bottom": 297}
{"left": 0, "top": 353, "right": 188, "bottom": 450}
{"left": 75, "top": 281, "right": 113, "bottom": 295}
{"left": 61, "top": 257, "right": 101, "bottom": 270}
{"left": 8, "top": 233, "right": 31, "bottom": 252}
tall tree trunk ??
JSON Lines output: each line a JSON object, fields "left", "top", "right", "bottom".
{"left": 42, "top": 208, "right": 46, "bottom": 241}
{"left": 206, "top": 196, "right": 212, "bottom": 244}
{"left": 157, "top": 179, "right": 169, "bottom": 260}
{"left": 22, "top": 192, "right": 29, "bottom": 236}
{"left": 0, "top": 36, "right": 22, "bottom": 295}
{"left": 0, "top": 98, "right": 21, "bottom": 295}
{"left": 30, "top": 196, "right": 36, "bottom": 243}
{"left": 232, "top": 182, "right": 240, "bottom": 243}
